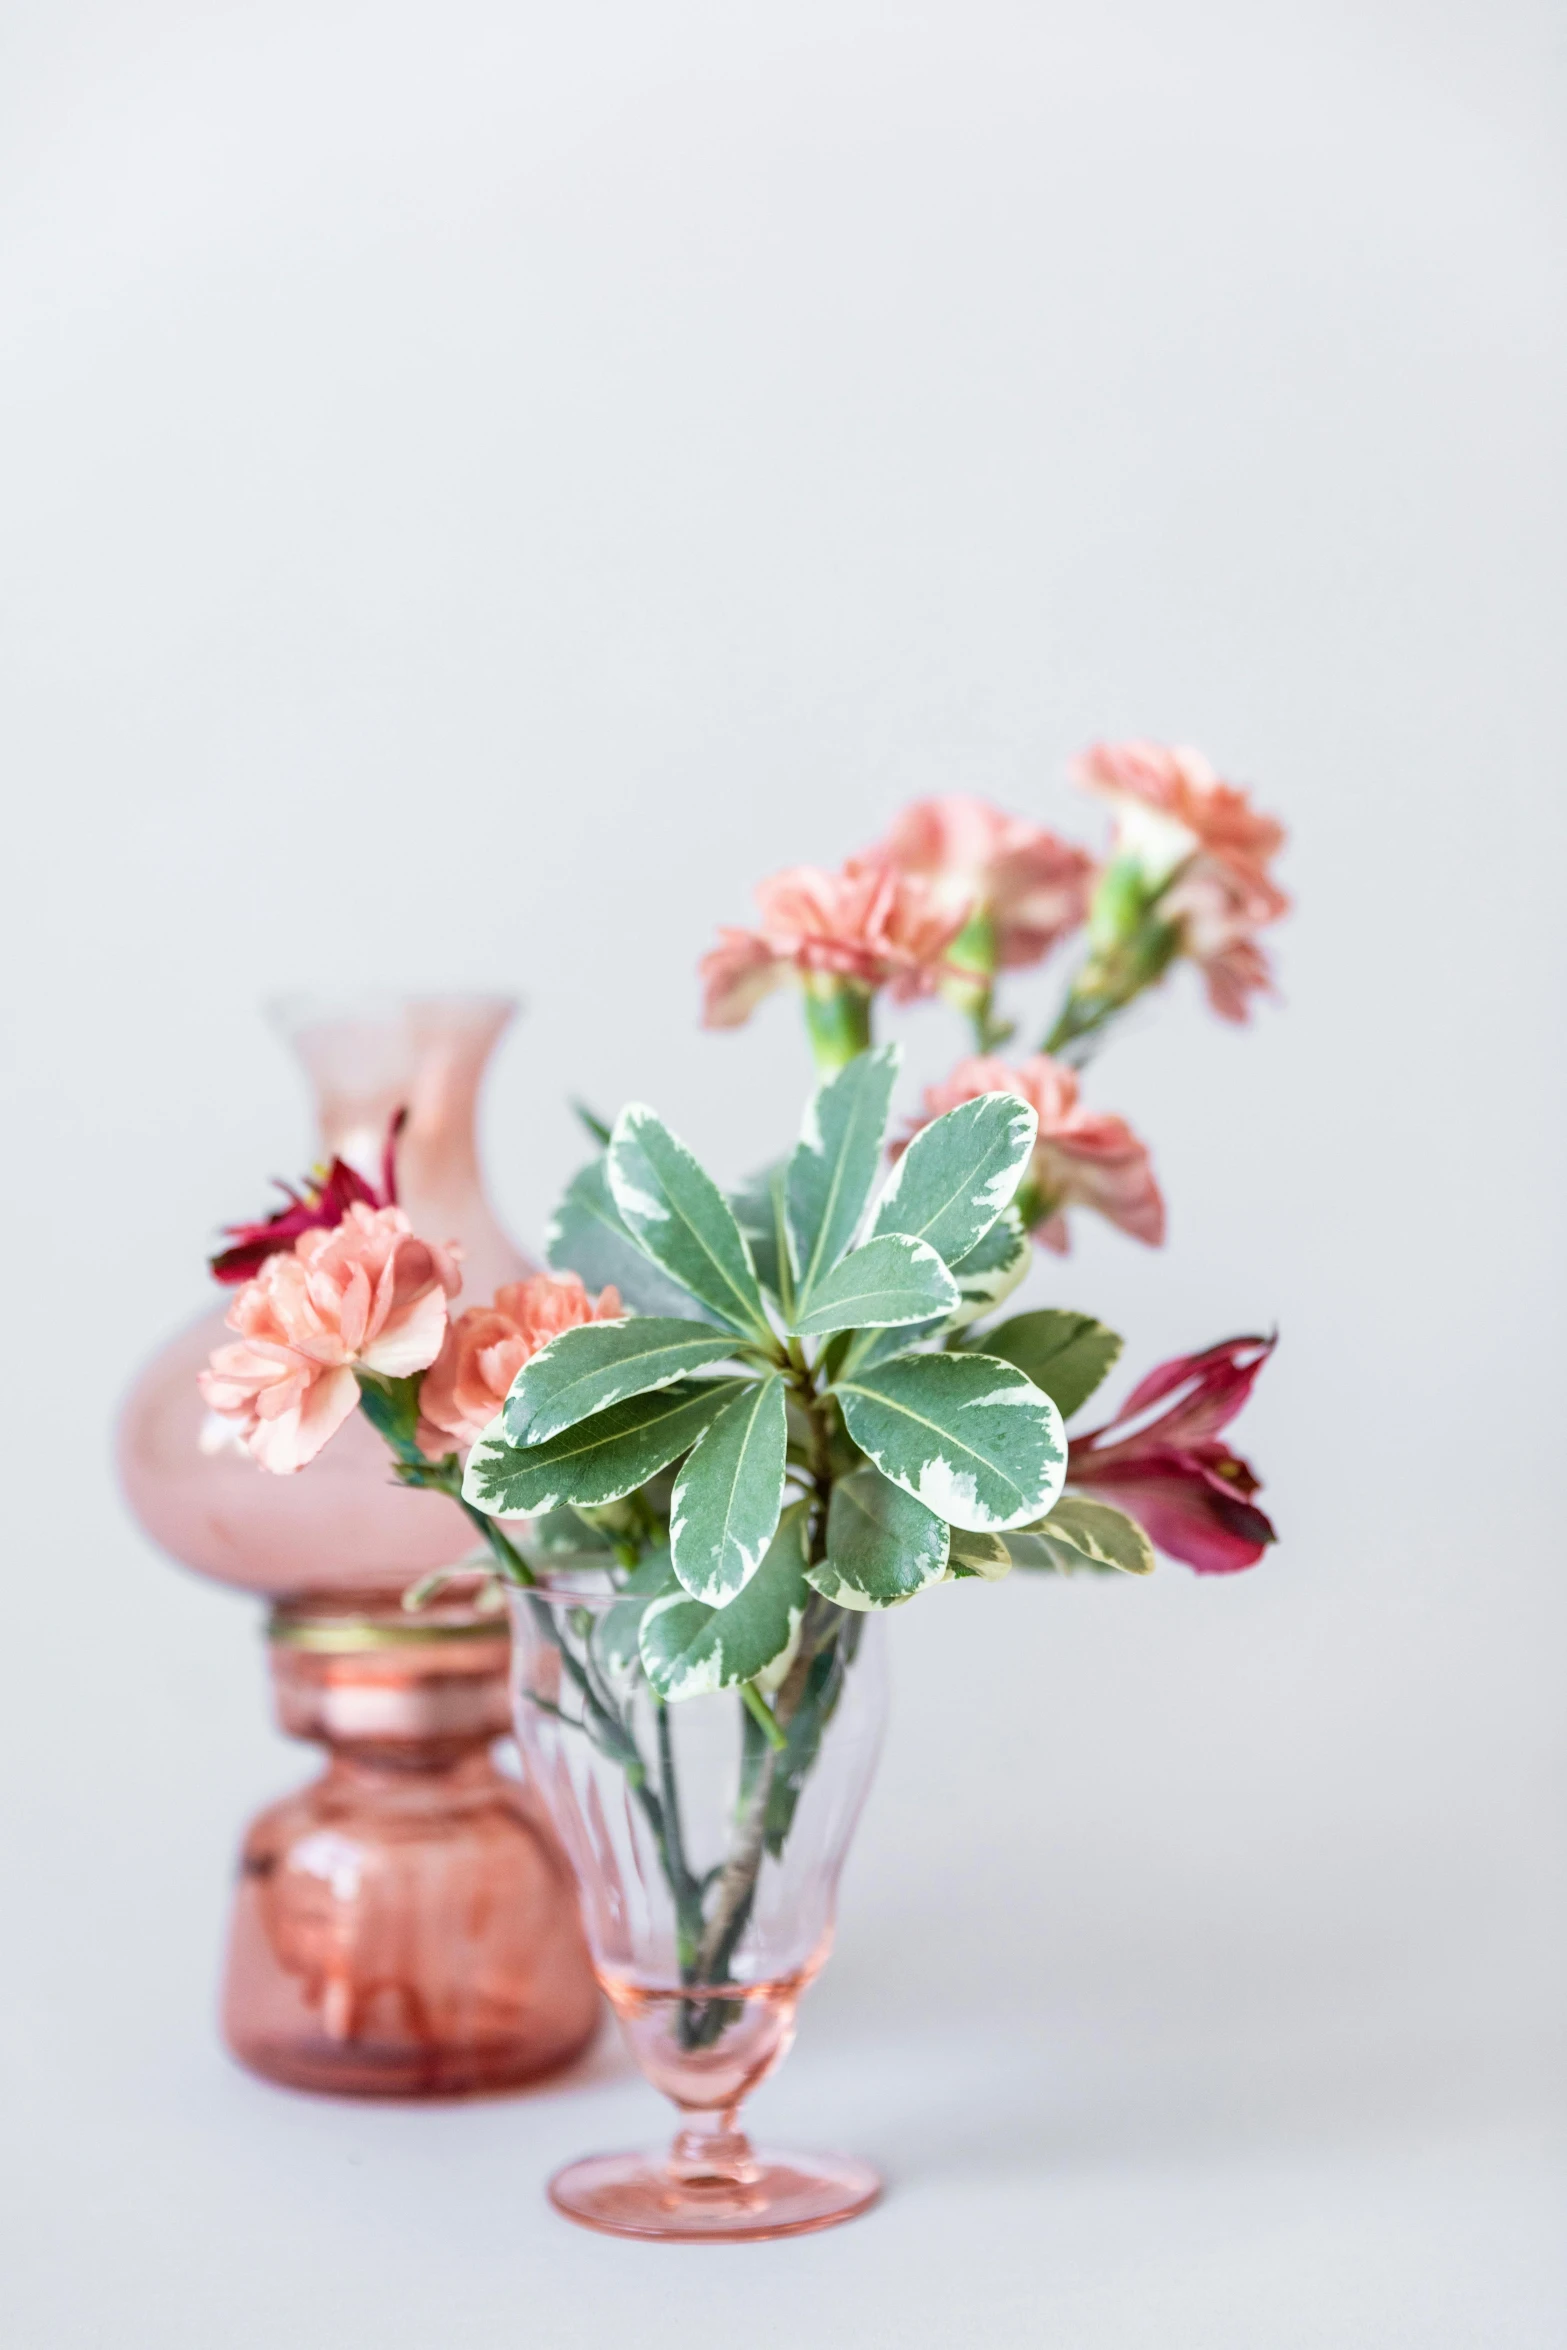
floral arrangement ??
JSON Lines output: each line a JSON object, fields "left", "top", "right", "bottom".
{"left": 199, "top": 739, "right": 1285, "bottom": 2003}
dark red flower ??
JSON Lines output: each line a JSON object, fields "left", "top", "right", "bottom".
{"left": 209, "top": 1110, "right": 406, "bottom": 1284}
{"left": 1067, "top": 1333, "right": 1277, "bottom": 1573}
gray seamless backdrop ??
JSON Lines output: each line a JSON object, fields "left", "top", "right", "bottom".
{"left": 1, "top": 3, "right": 1562, "bottom": 2343}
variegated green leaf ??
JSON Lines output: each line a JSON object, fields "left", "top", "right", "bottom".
{"left": 944, "top": 1206, "right": 1030, "bottom": 1327}
{"left": 809, "top": 1464, "right": 949, "bottom": 1609}
{"left": 960, "top": 1309, "right": 1123, "bottom": 1419}
{"left": 946, "top": 1526, "right": 1014, "bottom": 1580}
{"left": 607, "top": 1105, "right": 773, "bottom": 1343}
{"left": 594, "top": 1548, "right": 680, "bottom": 1675}
{"left": 869, "top": 1092, "right": 1037, "bottom": 1265}
{"left": 546, "top": 1155, "right": 701, "bottom": 1319}
{"left": 1006, "top": 1494, "right": 1155, "bottom": 1575}
{"left": 641, "top": 1506, "right": 811, "bottom": 1700}
{"left": 843, "top": 1314, "right": 947, "bottom": 1375}
{"left": 502, "top": 1317, "right": 735, "bottom": 1444}
{"left": 529, "top": 1506, "right": 613, "bottom": 1556}
{"left": 834, "top": 1349, "right": 1066, "bottom": 1532}
{"left": 790, "top": 1232, "right": 958, "bottom": 1338}
{"left": 669, "top": 1374, "right": 788, "bottom": 1604}
{"left": 785, "top": 1044, "right": 899, "bottom": 1300}
{"left": 729, "top": 1161, "right": 791, "bottom": 1313}
{"left": 462, "top": 1380, "right": 739, "bottom": 1516}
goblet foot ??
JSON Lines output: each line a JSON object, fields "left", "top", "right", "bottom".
{"left": 547, "top": 2146, "right": 881, "bottom": 2242}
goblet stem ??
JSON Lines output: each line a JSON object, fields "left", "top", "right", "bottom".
{"left": 666, "top": 2109, "right": 761, "bottom": 2189}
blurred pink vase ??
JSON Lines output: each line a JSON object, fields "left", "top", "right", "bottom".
{"left": 118, "top": 995, "right": 601, "bottom": 2095}
{"left": 120, "top": 994, "right": 530, "bottom": 1596}
{"left": 224, "top": 1600, "right": 598, "bottom": 2097}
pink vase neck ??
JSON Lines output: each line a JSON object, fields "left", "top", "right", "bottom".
{"left": 273, "top": 994, "right": 531, "bottom": 1301}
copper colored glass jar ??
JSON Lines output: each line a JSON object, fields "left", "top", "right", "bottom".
{"left": 118, "top": 995, "right": 600, "bottom": 2093}
{"left": 224, "top": 1601, "right": 599, "bottom": 2096}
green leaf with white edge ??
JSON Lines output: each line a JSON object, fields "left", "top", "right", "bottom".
{"left": 595, "top": 1548, "right": 680, "bottom": 1675}
{"left": 1005, "top": 1496, "right": 1155, "bottom": 1575}
{"left": 944, "top": 1206, "right": 1030, "bottom": 1328}
{"left": 530, "top": 1506, "right": 612, "bottom": 1555}
{"left": 607, "top": 1105, "right": 774, "bottom": 1343}
{"left": 959, "top": 1309, "right": 1124, "bottom": 1420}
{"left": 844, "top": 1314, "right": 947, "bottom": 1376}
{"left": 546, "top": 1155, "right": 701, "bottom": 1319}
{"left": 834, "top": 1349, "right": 1067, "bottom": 1532}
{"left": 729, "top": 1161, "right": 791, "bottom": 1314}
{"left": 669, "top": 1374, "right": 788, "bottom": 1605}
{"left": 946, "top": 1526, "right": 1014, "bottom": 1580}
{"left": 869, "top": 1092, "right": 1038, "bottom": 1265}
{"left": 502, "top": 1317, "right": 737, "bottom": 1445}
{"left": 838, "top": 1219, "right": 1024, "bottom": 1369}
{"left": 641, "top": 1506, "right": 811, "bottom": 1701}
{"left": 809, "top": 1465, "right": 949, "bottom": 1610}
{"left": 785, "top": 1044, "right": 900, "bottom": 1301}
{"left": 790, "top": 1232, "right": 958, "bottom": 1338}
{"left": 462, "top": 1380, "right": 740, "bottom": 1517}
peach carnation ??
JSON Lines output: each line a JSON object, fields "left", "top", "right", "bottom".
{"left": 910, "top": 1054, "right": 1164, "bottom": 1254}
{"left": 198, "top": 1204, "right": 461, "bottom": 1473}
{"left": 1072, "top": 740, "right": 1289, "bottom": 1023}
{"left": 869, "top": 796, "right": 1095, "bottom": 970}
{"left": 701, "top": 860, "right": 969, "bottom": 1029}
{"left": 418, "top": 1273, "right": 625, "bottom": 1453}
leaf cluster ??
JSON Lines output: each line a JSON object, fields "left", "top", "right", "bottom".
{"left": 464, "top": 1046, "right": 1150, "bottom": 1700}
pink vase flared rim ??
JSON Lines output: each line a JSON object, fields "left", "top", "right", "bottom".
{"left": 266, "top": 988, "right": 520, "bottom": 1041}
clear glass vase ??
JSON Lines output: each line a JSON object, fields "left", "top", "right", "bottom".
{"left": 507, "top": 1581, "right": 887, "bottom": 2240}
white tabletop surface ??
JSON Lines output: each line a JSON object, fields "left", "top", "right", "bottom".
{"left": 4, "top": 1563, "right": 1561, "bottom": 2349}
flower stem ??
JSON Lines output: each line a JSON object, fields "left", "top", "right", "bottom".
{"left": 739, "top": 1681, "right": 787, "bottom": 1751}
{"left": 802, "top": 979, "right": 874, "bottom": 1074}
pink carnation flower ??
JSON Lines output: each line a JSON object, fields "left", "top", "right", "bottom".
{"left": 910, "top": 1053, "right": 1164, "bottom": 1253}
{"left": 418, "top": 1273, "right": 625, "bottom": 1453}
{"left": 869, "top": 796, "right": 1095, "bottom": 970}
{"left": 198, "top": 1204, "right": 461, "bottom": 1473}
{"left": 1072, "top": 740, "right": 1289, "bottom": 1021}
{"left": 701, "top": 860, "right": 969, "bottom": 1029}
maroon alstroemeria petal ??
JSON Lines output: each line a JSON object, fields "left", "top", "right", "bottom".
{"left": 1067, "top": 1441, "right": 1276, "bottom": 1573}
{"left": 1065, "top": 1331, "right": 1278, "bottom": 1572}
{"left": 1078, "top": 1333, "right": 1275, "bottom": 1453}
{"left": 378, "top": 1106, "right": 407, "bottom": 1210}
{"left": 209, "top": 1112, "right": 406, "bottom": 1284}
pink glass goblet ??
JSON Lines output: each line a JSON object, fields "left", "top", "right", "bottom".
{"left": 507, "top": 1580, "right": 886, "bottom": 2241}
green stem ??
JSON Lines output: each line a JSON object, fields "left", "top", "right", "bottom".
{"left": 966, "top": 989, "right": 1014, "bottom": 1054}
{"left": 1042, "top": 979, "right": 1126, "bottom": 1063}
{"left": 802, "top": 979, "right": 874, "bottom": 1074}
{"left": 1044, "top": 862, "right": 1188, "bottom": 1063}
{"left": 739, "top": 1681, "right": 788, "bottom": 1751}
{"left": 654, "top": 1700, "right": 706, "bottom": 1971}
{"left": 458, "top": 1497, "right": 537, "bottom": 1588}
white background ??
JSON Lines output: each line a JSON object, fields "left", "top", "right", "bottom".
{"left": 2, "top": 2, "right": 1563, "bottom": 2341}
